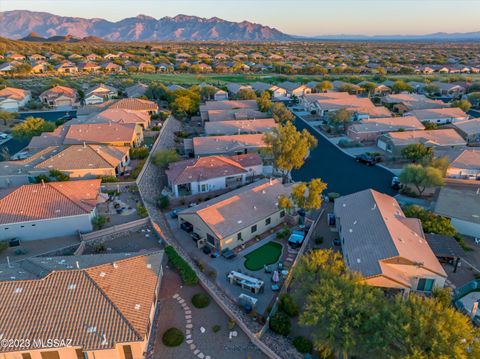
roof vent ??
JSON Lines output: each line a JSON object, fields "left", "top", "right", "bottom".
{"left": 112, "top": 262, "right": 118, "bottom": 269}
{"left": 101, "top": 334, "right": 108, "bottom": 346}
{"left": 99, "top": 272, "right": 106, "bottom": 277}
{"left": 356, "top": 258, "right": 361, "bottom": 263}
{"left": 87, "top": 326, "right": 97, "bottom": 333}
{"left": 14, "top": 287, "right": 22, "bottom": 294}
{"left": 68, "top": 284, "right": 76, "bottom": 290}
{"left": 134, "top": 304, "right": 141, "bottom": 310}
{"left": 237, "top": 220, "right": 242, "bottom": 224}
{"left": 147, "top": 263, "right": 152, "bottom": 269}
{"left": 349, "top": 229, "right": 353, "bottom": 233}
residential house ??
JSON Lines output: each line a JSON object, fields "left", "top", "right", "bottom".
{"left": 206, "top": 109, "right": 269, "bottom": 122}
{"left": 55, "top": 61, "right": 78, "bottom": 74}
{"left": 101, "top": 62, "right": 123, "bottom": 72}
{"left": 204, "top": 118, "right": 277, "bottom": 135}
{"left": 214, "top": 53, "right": 230, "bottom": 60}
{"left": 178, "top": 179, "right": 291, "bottom": 250}
{"left": 39, "top": 85, "right": 78, "bottom": 108}
{"left": 214, "top": 90, "right": 229, "bottom": 101}
{"left": 407, "top": 108, "right": 469, "bottom": 124}
{"left": 0, "top": 62, "right": 14, "bottom": 74}
{"left": 0, "top": 87, "right": 31, "bottom": 112}
{"left": 0, "top": 179, "right": 101, "bottom": 241}
{"left": 192, "top": 134, "right": 267, "bottom": 156}
{"left": 85, "top": 83, "right": 119, "bottom": 105}
{"left": 93, "top": 108, "right": 151, "bottom": 128}
{"left": 85, "top": 53, "right": 102, "bottom": 61}
{"left": 332, "top": 80, "right": 362, "bottom": 94}
{"left": 125, "top": 83, "right": 149, "bottom": 98}
{"left": 431, "top": 82, "right": 466, "bottom": 97}
{"left": 200, "top": 100, "right": 258, "bottom": 122}
{"left": 358, "top": 81, "right": 392, "bottom": 96}
{"left": 446, "top": 150, "right": 480, "bottom": 180}
{"left": 302, "top": 92, "right": 391, "bottom": 120}
{"left": 377, "top": 129, "right": 467, "bottom": 155}
{"left": 251, "top": 82, "right": 287, "bottom": 99}
{"left": 334, "top": 189, "right": 447, "bottom": 292}
{"left": 382, "top": 93, "right": 448, "bottom": 114}
{"left": 28, "top": 54, "right": 46, "bottom": 61}
{"left": 31, "top": 61, "right": 50, "bottom": 73}
{"left": 79, "top": 61, "right": 101, "bottom": 72}
{"left": 0, "top": 251, "right": 163, "bottom": 359}
{"left": 226, "top": 83, "right": 253, "bottom": 95}
{"left": 452, "top": 119, "right": 480, "bottom": 144}
{"left": 277, "top": 81, "right": 311, "bottom": 97}
{"left": 435, "top": 184, "right": 480, "bottom": 237}
{"left": 107, "top": 98, "right": 158, "bottom": 115}
{"left": 64, "top": 123, "right": 143, "bottom": 147}
{"left": 32, "top": 144, "right": 130, "bottom": 178}
{"left": 166, "top": 153, "right": 263, "bottom": 197}
{"left": 347, "top": 116, "right": 425, "bottom": 142}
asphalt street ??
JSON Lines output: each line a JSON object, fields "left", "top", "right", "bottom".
{"left": 291, "top": 117, "right": 397, "bottom": 196}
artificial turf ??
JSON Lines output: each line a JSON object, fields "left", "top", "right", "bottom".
{"left": 243, "top": 241, "right": 283, "bottom": 271}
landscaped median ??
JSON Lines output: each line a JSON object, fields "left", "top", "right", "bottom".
{"left": 164, "top": 245, "right": 198, "bottom": 285}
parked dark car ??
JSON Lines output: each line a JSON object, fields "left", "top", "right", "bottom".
{"left": 202, "top": 246, "right": 212, "bottom": 255}
{"left": 333, "top": 238, "right": 341, "bottom": 246}
{"left": 221, "top": 248, "right": 236, "bottom": 259}
{"left": 180, "top": 221, "right": 193, "bottom": 233}
{"left": 355, "top": 154, "right": 378, "bottom": 166}
{"left": 391, "top": 176, "right": 402, "bottom": 190}
{"left": 9, "top": 238, "right": 20, "bottom": 247}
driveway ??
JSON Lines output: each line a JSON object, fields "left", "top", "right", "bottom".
{"left": 292, "top": 116, "right": 397, "bottom": 196}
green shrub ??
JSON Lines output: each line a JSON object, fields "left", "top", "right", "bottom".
{"left": 92, "top": 215, "right": 108, "bottom": 229}
{"left": 136, "top": 204, "right": 148, "bottom": 218}
{"left": 100, "top": 175, "right": 119, "bottom": 183}
{"left": 162, "top": 328, "right": 184, "bottom": 347}
{"left": 156, "top": 195, "right": 170, "bottom": 210}
{"left": 165, "top": 246, "right": 198, "bottom": 285}
{"left": 212, "top": 325, "right": 221, "bottom": 333}
{"left": 94, "top": 243, "right": 106, "bottom": 253}
{"left": 293, "top": 336, "right": 313, "bottom": 354}
{"left": 49, "top": 169, "right": 70, "bottom": 181}
{"left": 130, "top": 147, "right": 149, "bottom": 159}
{"left": 192, "top": 293, "right": 211, "bottom": 308}
{"left": 403, "top": 205, "right": 456, "bottom": 236}
{"left": 34, "top": 174, "right": 50, "bottom": 183}
{"left": 454, "top": 233, "right": 473, "bottom": 251}
{"left": 0, "top": 241, "right": 8, "bottom": 254}
{"left": 14, "top": 248, "right": 29, "bottom": 255}
{"left": 278, "top": 294, "right": 300, "bottom": 317}
{"left": 269, "top": 312, "right": 291, "bottom": 336}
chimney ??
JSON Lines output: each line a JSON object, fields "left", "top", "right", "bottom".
{"left": 83, "top": 141, "right": 86, "bottom": 148}
{"left": 76, "top": 261, "right": 80, "bottom": 269}
{"left": 41, "top": 179, "right": 45, "bottom": 188}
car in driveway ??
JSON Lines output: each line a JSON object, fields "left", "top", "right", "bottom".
{"left": 391, "top": 176, "right": 402, "bottom": 190}
{"left": 180, "top": 221, "right": 193, "bottom": 232}
{"left": 221, "top": 248, "right": 236, "bottom": 259}
{"left": 355, "top": 154, "right": 378, "bottom": 166}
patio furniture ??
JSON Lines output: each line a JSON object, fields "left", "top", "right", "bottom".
{"left": 271, "top": 284, "right": 280, "bottom": 292}
{"left": 264, "top": 265, "right": 272, "bottom": 274}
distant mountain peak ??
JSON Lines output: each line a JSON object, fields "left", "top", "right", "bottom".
{"left": 0, "top": 10, "right": 291, "bottom": 41}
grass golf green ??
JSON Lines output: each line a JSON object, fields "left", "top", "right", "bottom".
{"left": 244, "top": 241, "right": 283, "bottom": 271}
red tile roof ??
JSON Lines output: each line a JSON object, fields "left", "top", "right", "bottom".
{"left": 0, "top": 179, "right": 101, "bottom": 225}
{"left": 0, "top": 252, "right": 162, "bottom": 352}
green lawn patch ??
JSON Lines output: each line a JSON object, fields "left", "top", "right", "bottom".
{"left": 244, "top": 241, "right": 282, "bottom": 271}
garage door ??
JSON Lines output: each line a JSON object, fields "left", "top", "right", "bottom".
{"left": 377, "top": 139, "right": 389, "bottom": 152}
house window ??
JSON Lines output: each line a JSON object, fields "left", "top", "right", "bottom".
{"left": 22, "top": 354, "right": 32, "bottom": 359}
{"left": 237, "top": 232, "right": 243, "bottom": 241}
{"left": 417, "top": 278, "right": 435, "bottom": 292}
{"left": 123, "top": 345, "right": 133, "bottom": 359}
{"left": 251, "top": 225, "right": 257, "bottom": 233}
{"left": 265, "top": 217, "right": 271, "bottom": 226}
{"left": 280, "top": 210, "right": 285, "bottom": 218}
{"left": 201, "top": 184, "right": 208, "bottom": 192}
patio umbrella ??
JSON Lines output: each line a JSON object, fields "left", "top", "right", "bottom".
{"left": 272, "top": 270, "right": 279, "bottom": 283}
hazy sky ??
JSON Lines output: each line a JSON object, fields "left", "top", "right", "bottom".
{"left": 2, "top": 0, "right": 480, "bottom": 36}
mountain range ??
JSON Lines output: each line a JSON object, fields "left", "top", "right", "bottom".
{"left": 0, "top": 10, "right": 291, "bottom": 41}
{"left": 1, "top": 10, "right": 480, "bottom": 42}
